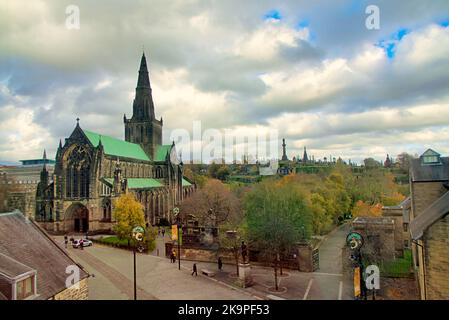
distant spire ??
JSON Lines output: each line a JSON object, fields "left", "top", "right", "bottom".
{"left": 99, "top": 135, "right": 103, "bottom": 148}
{"left": 303, "top": 146, "right": 308, "bottom": 162}
{"left": 281, "top": 138, "right": 288, "bottom": 161}
{"left": 43, "top": 149, "right": 47, "bottom": 160}
{"left": 76, "top": 117, "right": 80, "bottom": 127}
{"left": 58, "top": 139, "right": 62, "bottom": 149}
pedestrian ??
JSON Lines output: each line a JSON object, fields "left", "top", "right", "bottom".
{"left": 79, "top": 239, "right": 84, "bottom": 250}
{"left": 64, "top": 235, "right": 68, "bottom": 249}
{"left": 191, "top": 263, "right": 197, "bottom": 276}
{"left": 218, "top": 257, "right": 223, "bottom": 271}
{"left": 172, "top": 249, "right": 177, "bottom": 263}
{"left": 162, "top": 228, "right": 165, "bottom": 238}
{"left": 158, "top": 227, "right": 161, "bottom": 236}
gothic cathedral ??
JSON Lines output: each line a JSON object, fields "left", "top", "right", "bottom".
{"left": 35, "top": 53, "right": 195, "bottom": 234}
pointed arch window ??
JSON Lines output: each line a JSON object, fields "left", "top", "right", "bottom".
{"left": 65, "top": 145, "right": 91, "bottom": 198}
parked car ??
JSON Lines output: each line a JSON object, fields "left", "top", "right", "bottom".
{"left": 72, "top": 239, "right": 93, "bottom": 248}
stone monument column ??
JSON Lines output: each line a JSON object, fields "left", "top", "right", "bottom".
{"left": 237, "top": 241, "right": 253, "bottom": 288}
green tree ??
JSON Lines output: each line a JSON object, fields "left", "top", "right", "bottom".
{"left": 216, "top": 165, "right": 231, "bottom": 181}
{"left": 245, "top": 181, "right": 312, "bottom": 291}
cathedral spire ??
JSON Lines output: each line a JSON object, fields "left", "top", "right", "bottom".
{"left": 137, "top": 52, "right": 151, "bottom": 88}
{"left": 131, "top": 52, "right": 155, "bottom": 120}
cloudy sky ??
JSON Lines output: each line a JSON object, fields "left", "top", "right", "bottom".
{"left": 1, "top": 0, "right": 449, "bottom": 164}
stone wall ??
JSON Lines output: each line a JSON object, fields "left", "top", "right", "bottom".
{"left": 382, "top": 206, "right": 405, "bottom": 257}
{"left": 411, "top": 182, "right": 446, "bottom": 218}
{"left": 423, "top": 214, "right": 449, "bottom": 299}
{"left": 52, "top": 278, "right": 88, "bottom": 300}
{"left": 165, "top": 242, "right": 317, "bottom": 272}
{"left": 352, "top": 217, "right": 396, "bottom": 262}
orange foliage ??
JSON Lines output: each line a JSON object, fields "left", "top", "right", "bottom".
{"left": 351, "top": 200, "right": 383, "bottom": 218}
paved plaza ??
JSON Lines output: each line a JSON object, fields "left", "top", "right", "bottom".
{"left": 60, "top": 224, "right": 352, "bottom": 300}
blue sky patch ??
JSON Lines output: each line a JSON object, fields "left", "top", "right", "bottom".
{"left": 264, "top": 9, "right": 282, "bottom": 21}
{"left": 440, "top": 17, "right": 449, "bottom": 27}
{"left": 376, "top": 28, "right": 410, "bottom": 59}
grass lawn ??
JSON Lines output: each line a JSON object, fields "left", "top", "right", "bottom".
{"left": 97, "top": 236, "right": 130, "bottom": 247}
{"left": 380, "top": 249, "right": 413, "bottom": 278}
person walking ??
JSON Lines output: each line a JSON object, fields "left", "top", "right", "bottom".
{"left": 79, "top": 239, "right": 84, "bottom": 250}
{"left": 172, "top": 249, "right": 177, "bottom": 263}
{"left": 64, "top": 235, "right": 68, "bottom": 249}
{"left": 162, "top": 228, "right": 166, "bottom": 238}
{"left": 191, "top": 263, "right": 197, "bottom": 276}
{"left": 218, "top": 257, "right": 223, "bottom": 271}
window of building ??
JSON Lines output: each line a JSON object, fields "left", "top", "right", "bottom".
{"left": 423, "top": 155, "right": 439, "bottom": 164}
{"left": 65, "top": 146, "right": 91, "bottom": 198}
{"left": 403, "top": 223, "right": 408, "bottom": 232}
{"left": 16, "top": 276, "right": 35, "bottom": 300}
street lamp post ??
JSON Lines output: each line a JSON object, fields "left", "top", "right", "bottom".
{"left": 177, "top": 220, "right": 183, "bottom": 271}
{"left": 133, "top": 245, "right": 137, "bottom": 300}
{"left": 132, "top": 226, "right": 145, "bottom": 300}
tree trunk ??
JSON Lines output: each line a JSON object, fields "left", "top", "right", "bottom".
{"left": 278, "top": 252, "right": 283, "bottom": 276}
{"left": 234, "top": 249, "right": 239, "bottom": 276}
{"left": 274, "top": 259, "right": 279, "bottom": 291}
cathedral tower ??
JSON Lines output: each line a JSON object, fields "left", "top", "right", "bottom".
{"left": 124, "top": 52, "right": 162, "bottom": 159}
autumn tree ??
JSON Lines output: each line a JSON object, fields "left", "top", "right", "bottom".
{"left": 180, "top": 179, "right": 241, "bottom": 227}
{"left": 112, "top": 193, "right": 157, "bottom": 252}
{"left": 351, "top": 200, "right": 383, "bottom": 217}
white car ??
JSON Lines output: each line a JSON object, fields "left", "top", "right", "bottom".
{"left": 72, "top": 239, "right": 93, "bottom": 248}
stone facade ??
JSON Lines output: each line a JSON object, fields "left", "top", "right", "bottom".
{"left": 421, "top": 215, "right": 449, "bottom": 299}
{"left": 35, "top": 54, "right": 195, "bottom": 234}
{"left": 409, "top": 149, "right": 449, "bottom": 300}
{"left": 352, "top": 217, "right": 396, "bottom": 262}
{"left": 52, "top": 278, "right": 88, "bottom": 300}
{"left": 0, "top": 164, "right": 54, "bottom": 217}
{"left": 410, "top": 182, "right": 446, "bottom": 219}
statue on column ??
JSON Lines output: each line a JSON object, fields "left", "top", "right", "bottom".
{"left": 241, "top": 241, "right": 248, "bottom": 264}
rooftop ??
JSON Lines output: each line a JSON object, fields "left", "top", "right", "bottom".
{"left": 0, "top": 211, "right": 88, "bottom": 300}
{"left": 410, "top": 149, "right": 449, "bottom": 182}
{"left": 83, "top": 129, "right": 150, "bottom": 162}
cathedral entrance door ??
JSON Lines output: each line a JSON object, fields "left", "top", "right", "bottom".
{"left": 74, "top": 219, "right": 80, "bottom": 232}
{"left": 66, "top": 203, "right": 89, "bottom": 233}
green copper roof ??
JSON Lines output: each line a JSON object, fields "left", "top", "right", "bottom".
{"left": 83, "top": 130, "right": 150, "bottom": 161}
{"left": 155, "top": 144, "right": 172, "bottom": 162}
{"left": 182, "top": 178, "right": 192, "bottom": 187}
{"left": 103, "top": 178, "right": 163, "bottom": 189}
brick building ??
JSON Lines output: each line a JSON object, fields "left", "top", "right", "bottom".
{"left": 409, "top": 149, "right": 449, "bottom": 300}
{"left": 0, "top": 210, "right": 88, "bottom": 300}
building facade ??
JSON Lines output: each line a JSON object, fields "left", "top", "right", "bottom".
{"left": 0, "top": 157, "right": 54, "bottom": 218}
{"left": 35, "top": 53, "right": 195, "bottom": 234}
{"left": 409, "top": 149, "right": 449, "bottom": 300}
